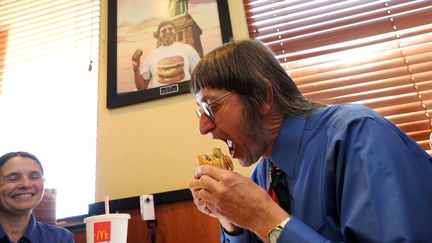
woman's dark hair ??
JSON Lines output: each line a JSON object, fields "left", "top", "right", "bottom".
{"left": 190, "top": 39, "right": 324, "bottom": 116}
{"left": 0, "top": 151, "right": 44, "bottom": 176}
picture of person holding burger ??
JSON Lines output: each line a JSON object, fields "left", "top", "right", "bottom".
{"left": 132, "top": 20, "right": 200, "bottom": 90}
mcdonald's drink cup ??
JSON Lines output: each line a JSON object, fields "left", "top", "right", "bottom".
{"left": 83, "top": 213, "right": 131, "bottom": 243}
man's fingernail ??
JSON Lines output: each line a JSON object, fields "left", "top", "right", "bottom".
{"left": 195, "top": 166, "right": 202, "bottom": 177}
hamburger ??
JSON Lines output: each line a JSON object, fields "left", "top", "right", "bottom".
{"left": 157, "top": 55, "right": 185, "bottom": 84}
{"left": 197, "top": 148, "right": 234, "bottom": 171}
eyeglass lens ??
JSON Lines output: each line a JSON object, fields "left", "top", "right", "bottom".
{"left": 196, "top": 91, "right": 233, "bottom": 120}
{"left": 201, "top": 102, "right": 214, "bottom": 119}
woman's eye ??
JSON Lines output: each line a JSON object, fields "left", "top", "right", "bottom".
{"left": 30, "top": 173, "right": 42, "bottom": 180}
{"left": 4, "top": 176, "right": 19, "bottom": 182}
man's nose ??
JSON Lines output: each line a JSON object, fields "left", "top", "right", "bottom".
{"left": 199, "top": 114, "right": 215, "bottom": 135}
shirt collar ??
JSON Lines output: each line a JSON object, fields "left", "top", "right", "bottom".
{"left": 269, "top": 114, "right": 307, "bottom": 178}
{"left": 0, "top": 214, "right": 38, "bottom": 243}
{"left": 0, "top": 226, "right": 6, "bottom": 241}
{"left": 23, "top": 214, "right": 37, "bottom": 242}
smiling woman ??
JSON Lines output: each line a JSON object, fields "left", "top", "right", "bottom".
{"left": 0, "top": 152, "right": 44, "bottom": 214}
{"left": 0, "top": 151, "right": 74, "bottom": 242}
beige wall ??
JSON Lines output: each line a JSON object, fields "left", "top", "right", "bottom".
{"left": 96, "top": 1, "right": 251, "bottom": 201}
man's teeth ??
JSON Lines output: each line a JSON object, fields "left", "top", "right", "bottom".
{"left": 227, "top": 139, "right": 235, "bottom": 156}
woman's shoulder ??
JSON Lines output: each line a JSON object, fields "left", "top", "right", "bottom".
{"left": 35, "top": 221, "right": 74, "bottom": 239}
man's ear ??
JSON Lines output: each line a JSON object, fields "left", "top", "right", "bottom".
{"left": 260, "top": 85, "right": 274, "bottom": 116}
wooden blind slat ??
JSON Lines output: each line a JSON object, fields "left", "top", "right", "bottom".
{"left": 244, "top": 0, "right": 432, "bottom": 150}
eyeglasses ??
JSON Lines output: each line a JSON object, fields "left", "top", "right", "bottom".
{"left": 195, "top": 91, "right": 233, "bottom": 120}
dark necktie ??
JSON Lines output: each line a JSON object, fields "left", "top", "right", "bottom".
{"left": 269, "top": 165, "right": 291, "bottom": 213}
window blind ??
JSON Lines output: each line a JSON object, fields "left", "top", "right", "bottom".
{"left": 0, "top": 0, "right": 100, "bottom": 218}
{"left": 243, "top": 0, "right": 432, "bottom": 153}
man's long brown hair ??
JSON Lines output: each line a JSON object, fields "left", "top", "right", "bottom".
{"left": 190, "top": 39, "right": 324, "bottom": 117}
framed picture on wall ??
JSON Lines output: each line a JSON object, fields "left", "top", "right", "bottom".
{"left": 107, "top": 0, "right": 233, "bottom": 109}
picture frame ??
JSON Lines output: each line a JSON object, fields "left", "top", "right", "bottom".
{"left": 107, "top": 0, "right": 233, "bottom": 109}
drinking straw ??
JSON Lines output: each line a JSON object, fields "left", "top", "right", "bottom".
{"left": 104, "top": 195, "right": 110, "bottom": 214}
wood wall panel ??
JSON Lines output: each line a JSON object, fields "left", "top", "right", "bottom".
{"left": 73, "top": 230, "right": 86, "bottom": 243}
{"left": 73, "top": 200, "right": 220, "bottom": 243}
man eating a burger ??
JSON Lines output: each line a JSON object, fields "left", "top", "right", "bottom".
{"left": 189, "top": 39, "right": 432, "bottom": 243}
{"left": 132, "top": 20, "right": 200, "bottom": 90}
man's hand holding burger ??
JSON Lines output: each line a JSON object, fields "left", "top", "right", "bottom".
{"left": 190, "top": 165, "right": 288, "bottom": 241}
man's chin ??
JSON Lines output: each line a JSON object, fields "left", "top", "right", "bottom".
{"left": 237, "top": 158, "right": 256, "bottom": 167}
{"left": 161, "top": 39, "right": 175, "bottom": 46}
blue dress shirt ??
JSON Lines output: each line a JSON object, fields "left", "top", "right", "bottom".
{"left": 221, "top": 103, "right": 432, "bottom": 243}
{"left": 0, "top": 214, "right": 74, "bottom": 243}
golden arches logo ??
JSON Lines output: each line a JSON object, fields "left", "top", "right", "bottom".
{"left": 94, "top": 221, "right": 111, "bottom": 242}
{"left": 95, "top": 229, "right": 110, "bottom": 241}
